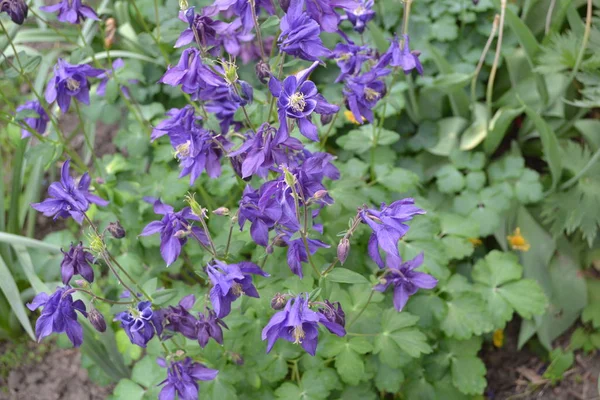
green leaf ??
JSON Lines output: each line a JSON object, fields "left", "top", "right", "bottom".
{"left": 368, "top": 22, "right": 388, "bottom": 53}
{"left": 442, "top": 236, "right": 473, "bottom": 260}
{"left": 388, "top": 328, "right": 432, "bottom": 358}
{"left": 0, "top": 255, "right": 35, "bottom": 340}
{"left": 543, "top": 349, "right": 574, "bottom": 384}
{"left": 336, "top": 346, "right": 366, "bottom": 384}
{"left": 582, "top": 303, "right": 600, "bottom": 329}
{"left": 375, "top": 362, "right": 403, "bottom": 393}
{"left": 325, "top": 268, "right": 369, "bottom": 284}
{"left": 435, "top": 165, "right": 465, "bottom": 194}
{"left": 429, "top": 117, "right": 468, "bottom": 156}
{"left": 131, "top": 356, "right": 163, "bottom": 388}
{"left": 441, "top": 293, "right": 493, "bottom": 339}
{"left": 484, "top": 107, "right": 524, "bottom": 155}
{"left": 522, "top": 103, "right": 563, "bottom": 191}
{"left": 348, "top": 337, "right": 373, "bottom": 354}
{"left": 499, "top": 280, "right": 548, "bottom": 319}
{"left": 0, "top": 232, "right": 61, "bottom": 252}
{"left": 374, "top": 166, "right": 420, "bottom": 193}
{"left": 472, "top": 250, "right": 522, "bottom": 288}
{"left": 451, "top": 357, "right": 487, "bottom": 395}
{"left": 112, "top": 379, "right": 145, "bottom": 400}
{"left": 460, "top": 103, "right": 489, "bottom": 151}
{"left": 427, "top": 45, "right": 470, "bottom": 118}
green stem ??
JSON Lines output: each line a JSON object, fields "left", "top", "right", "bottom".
{"left": 471, "top": 14, "right": 499, "bottom": 108}
{"left": 68, "top": 288, "right": 136, "bottom": 305}
{"left": 320, "top": 109, "right": 339, "bottom": 149}
{"left": 562, "top": 0, "right": 592, "bottom": 93}
{"left": 347, "top": 290, "right": 374, "bottom": 328}
{"left": 486, "top": 0, "right": 506, "bottom": 119}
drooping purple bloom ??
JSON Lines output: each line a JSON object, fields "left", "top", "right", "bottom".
{"left": 282, "top": 233, "right": 329, "bottom": 278}
{"left": 343, "top": 67, "right": 390, "bottom": 123}
{"left": 45, "top": 58, "right": 104, "bottom": 112}
{"left": 159, "top": 48, "right": 222, "bottom": 100}
{"left": 175, "top": 8, "right": 221, "bottom": 51}
{"left": 60, "top": 242, "right": 95, "bottom": 285}
{"left": 40, "top": 0, "right": 98, "bottom": 24}
{"left": 0, "top": 0, "right": 28, "bottom": 25}
{"left": 269, "top": 61, "right": 339, "bottom": 141}
{"left": 116, "top": 301, "right": 163, "bottom": 348}
{"left": 139, "top": 200, "right": 209, "bottom": 266}
{"left": 262, "top": 294, "right": 345, "bottom": 356}
{"left": 238, "top": 185, "right": 281, "bottom": 246}
{"left": 302, "top": 0, "right": 356, "bottom": 33}
{"left": 278, "top": 0, "right": 331, "bottom": 61}
{"left": 151, "top": 105, "right": 202, "bottom": 142}
{"left": 360, "top": 198, "right": 425, "bottom": 268}
{"left": 31, "top": 160, "right": 109, "bottom": 224}
{"left": 344, "top": 0, "right": 375, "bottom": 33}
{"left": 215, "top": 18, "right": 255, "bottom": 56}
{"left": 196, "top": 309, "right": 228, "bottom": 348}
{"left": 27, "top": 286, "right": 87, "bottom": 347}
{"left": 97, "top": 58, "right": 133, "bottom": 99}
{"left": 239, "top": 36, "right": 274, "bottom": 64}
{"left": 374, "top": 253, "right": 437, "bottom": 311}
{"left": 377, "top": 34, "right": 423, "bottom": 75}
{"left": 207, "top": 260, "right": 269, "bottom": 318}
{"left": 164, "top": 294, "right": 199, "bottom": 340}
{"left": 228, "top": 123, "right": 303, "bottom": 179}
{"left": 317, "top": 300, "right": 346, "bottom": 336}
{"left": 16, "top": 100, "right": 49, "bottom": 138}
{"left": 157, "top": 357, "right": 218, "bottom": 400}
{"left": 206, "top": 0, "right": 275, "bottom": 34}
{"left": 331, "top": 42, "right": 372, "bottom": 82}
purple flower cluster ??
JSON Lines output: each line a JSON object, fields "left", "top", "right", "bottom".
{"left": 157, "top": 357, "right": 218, "bottom": 400}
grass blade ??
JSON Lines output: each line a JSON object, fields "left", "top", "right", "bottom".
{"left": 0, "top": 254, "right": 35, "bottom": 340}
{"left": 0, "top": 232, "right": 62, "bottom": 253}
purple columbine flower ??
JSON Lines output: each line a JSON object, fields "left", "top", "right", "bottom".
{"left": 215, "top": 18, "right": 255, "bottom": 56}
{"left": 238, "top": 185, "right": 281, "bottom": 246}
{"left": 164, "top": 294, "right": 199, "bottom": 340}
{"left": 45, "top": 58, "right": 104, "bottom": 112}
{"left": 374, "top": 253, "right": 437, "bottom": 311}
{"left": 159, "top": 48, "right": 222, "bottom": 100}
{"left": 40, "top": 0, "right": 98, "bottom": 24}
{"left": 175, "top": 7, "right": 221, "bottom": 51}
{"left": 228, "top": 123, "right": 303, "bottom": 179}
{"left": 344, "top": 0, "right": 375, "bottom": 33}
{"left": 360, "top": 198, "right": 425, "bottom": 268}
{"left": 27, "top": 286, "right": 87, "bottom": 347}
{"left": 196, "top": 309, "right": 228, "bottom": 348}
{"left": 262, "top": 294, "right": 345, "bottom": 356}
{"left": 16, "top": 100, "right": 49, "bottom": 138}
{"left": 0, "top": 0, "right": 28, "bottom": 24}
{"left": 282, "top": 233, "right": 329, "bottom": 278}
{"left": 206, "top": 0, "right": 275, "bottom": 34}
{"left": 317, "top": 300, "right": 346, "bottom": 336}
{"left": 303, "top": 0, "right": 355, "bottom": 33}
{"left": 31, "top": 160, "right": 109, "bottom": 224}
{"left": 97, "top": 58, "right": 134, "bottom": 99}
{"left": 377, "top": 34, "right": 423, "bottom": 75}
{"left": 116, "top": 301, "right": 163, "bottom": 348}
{"left": 207, "top": 260, "right": 269, "bottom": 318}
{"left": 331, "top": 42, "right": 372, "bottom": 83}
{"left": 278, "top": 0, "right": 331, "bottom": 61}
{"left": 157, "top": 357, "right": 218, "bottom": 400}
{"left": 139, "top": 200, "right": 209, "bottom": 266}
{"left": 152, "top": 107, "right": 230, "bottom": 183}
{"left": 269, "top": 61, "right": 339, "bottom": 141}
{"left": 60, "top": 242, "right": 95, "bottom": 285}
{"left": 343, "top": 67, "right": 390, "bottom": 123}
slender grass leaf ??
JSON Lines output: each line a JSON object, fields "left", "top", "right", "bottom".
{"left": 521, "top": 102, "right": 563, "bottom": 191}
{"left": 14, "top": 245, "right": 49, "bottom": 294}
{"left": 0, "top": 255, "right": 35, "bottom": 340}
{"left": 483, "top": 106, "right": 524, "bottom": 154}
{"left": 0, "top": 232, "right": 62, "bottom": 253}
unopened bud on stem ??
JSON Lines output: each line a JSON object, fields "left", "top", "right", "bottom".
{"left": 337, "top": 238, "right": 350, "bottom": 265}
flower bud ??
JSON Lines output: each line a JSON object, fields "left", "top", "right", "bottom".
{"left": 282, "top": 166, "right": 296, "bottom": 190}
{"left": 88, "top": 307, "right": 107, "bottom": 333}
{"left": 107, "top": 221, "right": 126, "bottom": 239}
{"left": 279, "top": 0, "right": 290, "bottom": 12}
{"left": 266, "top": 245, "right": 274, "bottom": 254}
{"left": 213, "top": 207, "right": 230, "bottom": 216}
{"left": 104, "top": 18, "right": 117, "bottom": 49}
{"left": 272, "top": 235, "right": 287, "bottom": 247}
{"left": 179, "top": 0, "right": 189, "bottom": 10}
{"left": 230, "top": 352, "right": 244, "bottom": 365}
{"left": 184, "top": 193, "right": 206, "bottom": 219}
{"left": 320, "top": 114, "right": 333, "bottom": 125}
{"left": 75, "top": 279, "right": 87, "bottom": 287}
{"left": 337, "top": 238, "right": 350, "bottom": 265}
{"left": 0, "top": 0, "right": 28, "bottom": 25}
{"left": 271, "top": 293, "right": 287, "bottom": 310}
{"left": 314, "top": 190, "right": 328, "bottom": 200}
{"left": 255, "top": 60, "right": 271, "bottom": 84}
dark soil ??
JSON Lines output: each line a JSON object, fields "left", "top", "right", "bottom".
{"left": 483, "top": 321, "right": 600, "bottom": 400}
{"left": 0, "top": 343, "right": 112, "bottom": 400}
